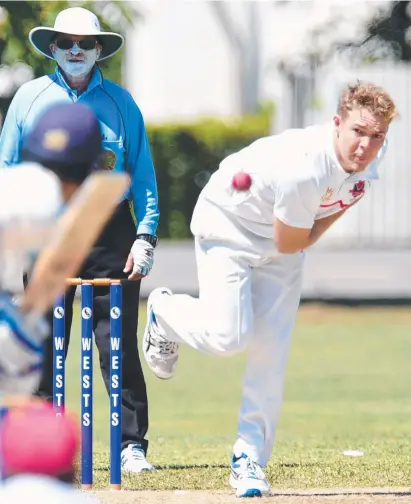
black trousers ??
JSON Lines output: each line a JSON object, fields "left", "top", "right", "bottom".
{"left": 31, "top": 200, "right": 149, "bottom": 453}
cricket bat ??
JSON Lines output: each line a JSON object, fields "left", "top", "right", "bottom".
{"left": 21, "top": 171, "right": 130, "bottom": 314}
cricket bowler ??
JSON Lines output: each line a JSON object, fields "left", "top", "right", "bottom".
{"left": 142, "top": 82, "right": 398, "bottom": 497}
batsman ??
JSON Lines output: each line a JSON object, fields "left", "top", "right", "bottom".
{"left": 0, "top": 101, "right": 128, "bottom": 398}
{"left": 0, "top": 6, "right": 159, "bottom": 473}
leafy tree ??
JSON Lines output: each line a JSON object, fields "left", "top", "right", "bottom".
{"left": 271, "top": 1, "right": 392, "bottom": 72}
{"left": 365, "top": 1, "right": 411, "bottom": 61}
{"left": 268, "top": 2, "right": 393, "bottom": 130}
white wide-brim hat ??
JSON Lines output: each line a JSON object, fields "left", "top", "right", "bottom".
{"left": 28, "top": 7, "right": 124, "bottom": 62}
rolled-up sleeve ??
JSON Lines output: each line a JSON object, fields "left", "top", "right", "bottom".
{"left": 274, "top": 176, "right": 321, "bottom": 229}
{"left": 125, "top": 92, "right": 159, "bottom": 235}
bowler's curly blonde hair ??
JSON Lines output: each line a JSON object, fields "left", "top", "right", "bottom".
{"left": 337, "top": 81, "right": 398, "bottom": 123}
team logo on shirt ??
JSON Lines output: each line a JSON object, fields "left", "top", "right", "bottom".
{"left": 349, "top": 181, "right": 366, "bottom": 198}
{"left": 103, "top": 149, "right": 117, "bottom": 171}
{"left": 321, "top": 187, "right": 333, "bottom": 202}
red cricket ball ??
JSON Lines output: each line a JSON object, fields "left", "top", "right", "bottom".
{"left": 232, "top": 172, "right": 252, "bottom": 191}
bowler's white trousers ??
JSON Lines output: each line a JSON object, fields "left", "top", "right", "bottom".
{"left": 152, "top": 198, "right": 304, "bottom": 467}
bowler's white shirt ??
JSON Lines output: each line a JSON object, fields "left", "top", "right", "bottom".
{"left": 192, "top": 122, "right": 387, "bottom": 239}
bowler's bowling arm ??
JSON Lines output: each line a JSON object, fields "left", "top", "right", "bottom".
{"left": 273, "top": 195, "right": 364, "bottom": 254}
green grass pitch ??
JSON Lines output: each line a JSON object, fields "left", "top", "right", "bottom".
{"left": 63, "top": 303, "right": 411, "bottom": 490}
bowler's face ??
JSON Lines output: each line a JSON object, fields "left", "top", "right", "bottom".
{"left": 333, "top": 108, "right": 389, "bottom": 173}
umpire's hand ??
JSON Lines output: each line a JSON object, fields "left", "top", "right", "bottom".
{"left": 123, "top": 238, "right": 154, "bottom": 280}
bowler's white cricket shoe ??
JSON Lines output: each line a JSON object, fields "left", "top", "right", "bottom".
{"left": 143, "top": 287, "right": 179, "bottom": 380}
{"left": 121, "top": 444, "right": 154, "bottom": 472}
{"left": 229, "top": 452, "right": 271, "bottom": 498}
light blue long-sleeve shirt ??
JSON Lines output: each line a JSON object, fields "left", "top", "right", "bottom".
{"left": 0, "top": 65, "right": 159, "bottom": 236}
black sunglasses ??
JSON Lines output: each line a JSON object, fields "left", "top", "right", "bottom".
{"left": 55, "top": 38, "right": 97, "bottom": 51}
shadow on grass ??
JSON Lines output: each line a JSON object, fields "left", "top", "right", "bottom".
{"left": 93, "top": 461, "right": 319, "bottom": 472}
{"left": 271, "top": 491, "right": 411, "bottom": 497}
{"left": 94, "top": 463, "right": 229, "bottom": 472}
{"left": 276, "top": 462, "right": 318, "bottom": 468}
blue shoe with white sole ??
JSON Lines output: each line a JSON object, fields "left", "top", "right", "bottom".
{"left": 229, "top": 452, "right": 271, "bottom": 498}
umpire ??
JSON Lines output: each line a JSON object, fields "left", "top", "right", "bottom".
{"left": 0, "top": 7, "right": 159, "bottom": 473}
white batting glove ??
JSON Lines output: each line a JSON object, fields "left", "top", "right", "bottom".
{"left": 123, "top": 238, "right": 154, "bottom": 280}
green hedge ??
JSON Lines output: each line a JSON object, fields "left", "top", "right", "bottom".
{"left": 147, "top": 115, "right": 271, "bottom": 239}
